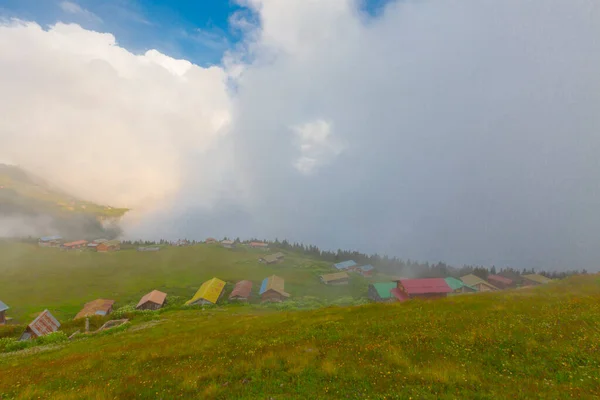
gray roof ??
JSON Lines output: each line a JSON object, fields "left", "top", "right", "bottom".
{"left": 0, "top": 300, "right": 8, "bottom": 312}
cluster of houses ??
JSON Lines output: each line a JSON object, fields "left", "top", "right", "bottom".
{"left": 204, "top": 238, "right": 271, "bottom": 250}
{"left": 38, "top": 236, "right": 121, "bottom": 252}
{"left": 184, "top": 275, "right": 290, "bottom": 305}
{"left": 1, "top": 272, "right": 292, "bottom": 341}
{"left": 369, "top": 273, "right": 552, "bottom": 302}
{"left": 319, "top": 259, "right": 554, "bottom": 303}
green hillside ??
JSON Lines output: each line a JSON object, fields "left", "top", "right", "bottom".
{"left": 0, "top": 242, "right": 369, "bottom": 322}
{"left": 0, "top": 163, "right": 128, "bottom": 219}
{"left": 0, "top": 275, "right": 599, "bottom": 399}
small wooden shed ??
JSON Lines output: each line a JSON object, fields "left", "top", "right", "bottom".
{"left": 259, "top": 275, "right": 290, "bottom": 302}
{"left": 368, "top": 282, "right": 396, "bottom": 302}
{"left": 20, "top": 310, "right": 60, "bottom": 341}
{"left": 229, "top": 280, "right": 253, "bottom": 301}
{"left": 97, "top": 240, "right": 120, "bottom": 252}
{"left": 487, "top": 275, "right": 514, "bottom": 289}
{"left": 75, "top": 299, "right": 115, "bottom": 319}
{"left": 522, "top": 274, "right": 552, "bottom": 286}
{"left": 185, "top": 278, "right": 226, "bottom": 305}
{"left": 320, "top": 272, "right": 350, "bottom": 285}
{"left": 0, "top": 301, "right": 9, "bottom": 325}
{"left": 460, "top": 274, "right": 499, "bottom": 292}
{"left": 136, "top": 290, "right": 167, "bottom": 310}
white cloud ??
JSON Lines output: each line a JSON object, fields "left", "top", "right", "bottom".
{"left": 59, "top": 1, "right": 103, "bottom": 24}
{"left": 0, "top": 20, "right": 232, "bottom": 211}
{"left": 292, "top": 119, "right": 342, "bottom": 174}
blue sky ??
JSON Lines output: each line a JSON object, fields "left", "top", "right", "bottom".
{"left": 0, "top": 0, "right": 393, "bottom": 66}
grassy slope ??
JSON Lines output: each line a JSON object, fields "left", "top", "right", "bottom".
{"left": 0, "top": 242, "right": 370, "bottom": 322}
{"left": 0, "top": 276, "right": 599, "bottom": 399}
{"left": 0, "top": 164, "right": 128, "bottom": 218}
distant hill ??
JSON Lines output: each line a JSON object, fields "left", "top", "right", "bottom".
{"left": 0, "top": 164, "right": 127, "bottom": 239}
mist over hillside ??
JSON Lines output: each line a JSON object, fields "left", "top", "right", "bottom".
{"left": 0, "top": 164, "right": 125, "bottom": 240}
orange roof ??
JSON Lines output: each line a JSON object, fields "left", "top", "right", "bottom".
{"left": 75, "top": 299, "right": 115, "bottom": 319}
{"left": 136, "top": 290, "right": 167, "bottom": 308}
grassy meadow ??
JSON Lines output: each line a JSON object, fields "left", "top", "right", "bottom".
{"left": 0, "top": 242, "right": 370, "bottom": 322}
{"left": 0, "top": 276, "right": 599, "bottom": 399}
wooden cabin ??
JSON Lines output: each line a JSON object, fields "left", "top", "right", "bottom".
{"left": 368, "top": 282, "right": 396, "bottom": 302}
{"left": 394, "top": 278, "right": 453, "bottom": 301}
{"left": 259, "top": 275, "right": 290, "bottom": 302}
{"left": 459, "top": 274, "right": 499, "bottom": 292}
{"left": 20, "top": 310, "right": 60, "bottom": 341}
{"left": 0, "top": 301, "right": 8, "bottom": 325}
{"left": 522, "top": 274, "right": 552, "bottom": 286}
{"left": 62, "top": 240, "right": 88, "bottom": 250}
{"left": 487, "top": 274, "right": 514, "bottom": 289}
{"left": 185, "top": 278, "right": 226, "bottom": 305}
{"left": 75, "top": 299, "right": 115, "bottom": 319}
{"left": 444, "top": 277, "right": 477, "bottom": 294}
{"left": 97, "top": 240, "right": 120, "bottom": 252}
{"left": 229, "top": 280, "right": 253, "bottom": 301}
{"left": 136, "top": 290, "right": 167, "bottom": 310}
{"left": 320, "top": 272, "right": 350, "bottom": 285}
{"left": 333, "top": 260, "right": 357, "bottom": 271}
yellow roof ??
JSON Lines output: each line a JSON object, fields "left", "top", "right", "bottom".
{"left": 320, "top": 272, "right": 349, "bottom": 282}
{"left": 185, "top": 277, "right": 226, "bottom": 305}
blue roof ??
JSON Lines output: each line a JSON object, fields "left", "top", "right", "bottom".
{"left": 0, "top": 300, "right": 9, "bottom": 312}
{"left": 334, "top": 260, "right": 357, "bottom": 270}
{"left": 40, "top": 235, "right": 62, "bottom": 241}
{"left": 259, "top": 278, "right": 268, "bottom": 295}
{"left": 359, "top": 264, "right": 374, "bottom": 271}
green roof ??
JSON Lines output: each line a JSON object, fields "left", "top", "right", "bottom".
{"left": 372, "top": 282, "right": 396, "bottom": 299}
{"left": 445, "top": 277, "right": 475, "bottom": 291}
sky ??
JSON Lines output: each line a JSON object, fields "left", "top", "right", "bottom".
{"left": 0, "top": 0, "right": 599, "bottom": 271}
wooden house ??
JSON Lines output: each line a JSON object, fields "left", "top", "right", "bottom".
{"left": 368, "top": 282, "right": 396, "bottom": 302}
{"left": 136, "top": 290, "right": 167, "bottom": 310}
{"left": 333, "top": 260, "right": 357, "bottom": 271}
{"left": 19, "top": 310, "right": 60, "bottom": 341}
{"left": 259, "top": 275, "right": 290, "bottom": 302}
{"left": 38, "top": 235, "right": 62, "bottom": 247}
{"left": 487, "top": 274, "right": 514, "bottom": 289}
{"left": 522, "top": 274, "right": 552, "bottom": 286}
{"left": 221, "top": 240, "right": 235, "bottom": 248}
{"left": 460, "top": 274, "right": 499, "bottom": 292}
{"left": 185, "top": 278, "right": 226, "bottom": 305}
{"left": 0, "top": 301, "right": 8, "bottom": 325}
{"left": 394, "top": 278, "right": 453, "bottom": 301}
{"left": 62, "top": 240, "right": 88, "bottom": 250}
{"left": 137, "top": 246, "right": 160, "bottom": 252}
{"left": 75, "top": 299, "right": 115, "bottom": 319}
{"left": 320, "top": 272, "right": 350, "bottom": 285}
{"left": 498, "top": 270, "right": 525, "bottom": 286}
{"left": 259, "top": 253, "right": 284, "bottom": 264}
{"left": 249, "top": 241, "right": 269, "bottom": 249}
{"left": 357, "top": 264, "right": 375, "bottom": 277}
{"left": 444, "top": 277, "right": 477, "bottom": 294}
{"left": 87, "top": 239, "right": 107, "bottom": 249}
{"left": 97, "top": 240, "right": 120, "bottom": 252}
{"left": 229, "top": 280, "right": 253, "bottom": 301}
{"left": 205, "top": 238, "right": 217, "bottom": 244}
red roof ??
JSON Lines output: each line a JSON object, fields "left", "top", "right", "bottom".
{"left": 390, "top": 288, "right": 410, "bottom": 302}
{"left": 229, "top": 280, "right": 253, "bottom": 299}
{"left": 398, "top": 278, "right": 452, "bottom": 294}
{"left": 487, "top": 275, "right": 513, "bottom": 285}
